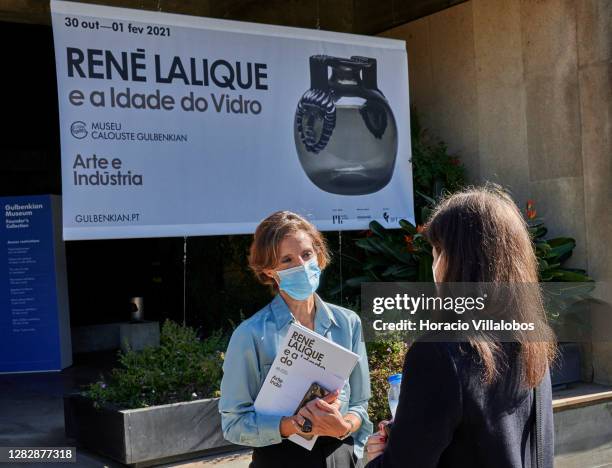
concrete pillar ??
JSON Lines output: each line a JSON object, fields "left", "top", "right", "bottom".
{"left": 577, "top": 0, "right": 612, "bottom": 385}
{"left": 518, "top": 0, "right": 587, "bottom": 270}
{"left": 472, "top": 0, "right": 529, "bottom": 208}
{"left": 380, "top": 2, "right": 480, "bottom": 183}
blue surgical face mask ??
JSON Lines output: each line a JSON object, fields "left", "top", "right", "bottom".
{"left": 276, "top": 258, "right": 321, "bottom": 301}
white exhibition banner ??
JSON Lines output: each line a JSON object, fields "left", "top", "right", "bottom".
{"left": 50, "top": 0, "right": 413, "bottom": 240}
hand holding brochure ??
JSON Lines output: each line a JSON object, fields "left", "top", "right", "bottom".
{"left": 253, "top": 322, "right": 360, "bottom": 450}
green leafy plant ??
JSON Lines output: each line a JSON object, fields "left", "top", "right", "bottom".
{"left": 366, "top": 340, "right": 408, "bottom": 422}
{"left": 525, "top": 200, "right": 591, "bottom": 282}
{"left": 83, "top": 319, "right": 228, "bottom": 410}
{"left": 348, "top": 220, "right": 433, "bottom": 286}
{"left": 524, "top": 200, "right": 592, "bottom": 330}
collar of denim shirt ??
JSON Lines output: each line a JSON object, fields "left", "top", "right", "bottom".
{"left": 270, "top": 293, "right": 339, "bottom": 335}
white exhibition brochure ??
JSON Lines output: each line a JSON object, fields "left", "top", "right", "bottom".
{"left": 254, "top": 322, "right": 360, "bottom": 450}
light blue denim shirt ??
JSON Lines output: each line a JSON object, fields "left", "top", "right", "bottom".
{"left": 219, "top": 293, "right": 373, "bottom": 458}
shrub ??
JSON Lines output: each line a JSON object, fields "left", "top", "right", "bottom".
{"left": 525, "top": 200, "right": 591, "bottom": 282}
{"left": 83, "top": 319, "right": 227, "bottom": 410}
{"left": 366, "top": 340, "right": 408, "bottom": 423}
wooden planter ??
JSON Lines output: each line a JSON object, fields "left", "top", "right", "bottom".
{"left": 64, "top": 393, "right": 236, "bottom": 467}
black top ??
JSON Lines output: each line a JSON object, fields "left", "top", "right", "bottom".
{"left": 250, "top": 436, "right": 361, "bottom": 468}
{"left": 366, "top": 341, "right": 553, "bottom": 468}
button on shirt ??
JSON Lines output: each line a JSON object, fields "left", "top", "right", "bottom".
{"left": 219, "top": 293, "right": 373, "bottom": 459}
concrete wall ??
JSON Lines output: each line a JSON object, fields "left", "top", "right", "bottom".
{"left": 381, "top": 0, "right": 612, "bottom": 384}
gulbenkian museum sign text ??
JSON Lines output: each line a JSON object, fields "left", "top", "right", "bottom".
{"left": 51, "top": 0, "right": 414, "bottom": 240}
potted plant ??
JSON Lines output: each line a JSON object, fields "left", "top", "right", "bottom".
{"left": 64, "top": 320, "right": 234, "bottom": 467}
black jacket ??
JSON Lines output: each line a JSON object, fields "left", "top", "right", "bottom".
{"left": 366, "top": 341, "right": 553, "bottom": 468}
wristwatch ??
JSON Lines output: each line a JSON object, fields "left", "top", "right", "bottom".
{"left": 338, "top": 418, "right": 355, "bottom": 440}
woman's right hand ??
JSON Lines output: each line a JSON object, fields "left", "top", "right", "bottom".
{"left": 281, "top": 390, "right": 342, "bottom": 438}
{"left": 295, "top": 390, "right": 349, "bottom": 438}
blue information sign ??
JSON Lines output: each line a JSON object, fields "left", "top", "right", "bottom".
{"left": 0, "top": 195, "right": 71, "bottom": 373}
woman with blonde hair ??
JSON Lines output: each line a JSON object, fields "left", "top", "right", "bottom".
{"left": 366, "top": 185, "right": 556, "bottom": 468}
{"left": 220, "top": 210, "right": 373, "bottom": 468}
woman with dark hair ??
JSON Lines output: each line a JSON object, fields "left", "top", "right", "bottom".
{"left": 365, "top": 185, "right": 556, "bottom": 468}
{"left": 219, "top": 210, "right": 373, "bottom": 468}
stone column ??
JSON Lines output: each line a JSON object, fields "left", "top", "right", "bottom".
{"left": 577, "top": 0, "right": 612, "bottom": 385}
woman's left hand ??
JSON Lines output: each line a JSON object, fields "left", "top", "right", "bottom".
{"left": 296, "top": 391, "right": 350, "bottom": 438}
{"left": 365, "top": 421, "right": 390, "bottom": 463}
{"left": 366, "top": 432, "right": 387, "bottom": 463}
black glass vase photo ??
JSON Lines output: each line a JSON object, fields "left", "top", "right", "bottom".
{"left": 294, "top": 55, "right": 398, "bottom": 195}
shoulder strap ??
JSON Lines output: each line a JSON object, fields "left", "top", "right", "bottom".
{"left": 532, "top": 384, "right": 544, "bottom": 468}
